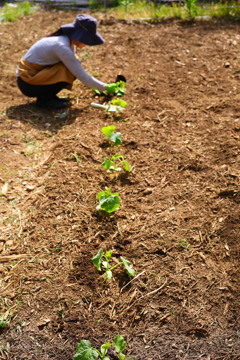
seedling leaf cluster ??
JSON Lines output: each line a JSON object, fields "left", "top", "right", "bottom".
{"left": 0, "top": 317, "right": 8, "bottom": 329}
{"left": 106, "top": 81, "right": 126, "bottom": 97}
{"left": 102, "top": 154, "right": 131, "bottom": 172}
{"left": 96, "top": 188, "right": 121, "bottom": 213}
{"left": 97, "top": 82, "right": 130, "bottom": 213}
{"left": 102, "top": 125, "right": 122, "bottom": 146}
{"left": 72, "top": 335, "right": 127, "bottom": 360}
{"left": 92, "top": 248, "right": 136, "bottom": 279}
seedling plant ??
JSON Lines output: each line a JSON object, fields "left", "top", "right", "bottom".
{"left": 179, "top": 238, "right": 190, "bottom": 250}
{"left": 105, "top": 99, "right": 128, "bottom": 114}
{"left": 102, "top": 154, "right": 131, "bottom": 173}
{"left": 96, "top": 188, "right": 121, "bottom": 213}
{"left": 108, "top": 81, "right": 126, "bottom": 97}
{"left": 102, "top": 125, "right": 122, "bottom": 146}
{"left": 0, "top": 317, "right": 8, "bottom": 329}
{"left": 72, "top": 334, "right": 127, "bottom": 360}
{"left": 92, "top": 248, "right": 136, "bottom": 280}
{"left": 93, "top": 81, "right": 126, "bottom": 97}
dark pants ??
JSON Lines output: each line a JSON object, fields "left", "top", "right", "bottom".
{"left": 17, "top": 77, "right": 69, "bottom": 101}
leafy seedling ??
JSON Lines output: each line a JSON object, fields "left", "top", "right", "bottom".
{"left": 105, "top": 98, "right": 127, "bottom": 113}
{"left": 102, "top": 125, "right": 122, "bottom": 146}
{"left": 102, "top": 154, "right": 131, "bottom": 173}
{"left": 0, "top": 317, "right": 8, "bottom": 329}
{"left": 91, "top": 98, "right": 127, "bottom": 114}
{"left": 92, "top": 248, "right": 135, "bottom": 280}
{"left": 91, "top": 102, "right": 123, "bottom": 113}
{"left": 114, "top": 81, "right": 126, "bottom": 97}
{"left": 93, "top": 78, "right": 126, "bottom": 97}
{"left": 70, "top": 152, "right": 81, "bottom": 162}
{"left": 96, "top": 188, "right": 120, "bottom": 214}
{"left": 72, "top": 335, "right": 127, "bottom": 360}
{"left": 101, "top": 81, "right": 126, "bottom": 97}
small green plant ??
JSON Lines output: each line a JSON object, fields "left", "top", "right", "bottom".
{"left": 105, "top": 98, "right": 128, "bottom": 114}
{"left": 70, "top": 152, "right": 81, "bottom": 162}
{"left": 72, "top": 335, "right": 127, "bottom": 360}
{"left": 179, "top": 238, "right": 190, "bottom": 250}
{"left": 93, "top": 81, "right": 125, "bottom": 97}
{"left": 96, "top": 188, "right": 121, "bottom": 213}
{"left": 92, "top": 248, "right": 136, "bottom": 280}
{"left": 0, "top": 317, "right": 8, "bottom": 329}
{"left": 183, "top": 0, "right": 198, "bottom": 19}
{"left": 102, "top": 154, "right": 131, "bottom": 173}
{"left": 102, "top": 125, "right": 122, "bottom": 146}
{"left": 111, "top": 81, "right": 126, "bottom": 97}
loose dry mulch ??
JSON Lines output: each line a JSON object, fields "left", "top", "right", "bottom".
{"left": 0, "top": 9, "right": 239, "bottom": 360}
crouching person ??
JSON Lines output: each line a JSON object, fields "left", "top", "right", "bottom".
{"left": 16, "top": 14, "right": 118, "bottom": 109}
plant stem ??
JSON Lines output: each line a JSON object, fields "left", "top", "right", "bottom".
{"left": 109, "top": 261, "right": 123, "bottom": 271}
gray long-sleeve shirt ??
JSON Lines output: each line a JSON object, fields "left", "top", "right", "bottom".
{"left": 19, "top": 35, "right": 107, "bottom": 92}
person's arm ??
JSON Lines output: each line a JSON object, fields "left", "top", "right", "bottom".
{"left": 55, "top": 42, "right": 107, "bottom": 92}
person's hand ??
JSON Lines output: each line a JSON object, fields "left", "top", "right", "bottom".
{"left": 106, "top": 83, "right": 118, "bottom": 94}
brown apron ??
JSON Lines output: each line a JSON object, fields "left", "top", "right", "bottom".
{"left": 18, "top": 59, "right": 75, "bottom": 90}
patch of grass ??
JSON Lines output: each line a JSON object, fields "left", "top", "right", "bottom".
{"left": 105, "top": 0, "right": 240, "bottom": 20}
{"left": 209, "top": 1, "right": 240, "bottom": 19}
{"left": 0, "top": 1, "right": 39, "bottom": 22}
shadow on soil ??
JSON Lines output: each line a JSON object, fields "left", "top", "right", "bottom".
{"left": 6, "top": 103, "right": 87, "bottom": 132}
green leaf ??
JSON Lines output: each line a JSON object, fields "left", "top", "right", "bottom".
{"left": 115, "top": 81, "right": 126, "bottom": 97}
{"left": 115, "top": 89, "right": 125, "bottom": 96}
{"left": 96, "top": 189, "right": 107, "bottom": 200}
{"left": 100, "top": 342, "right": 112, "bottom": 357}
{"left": 111, "top": 99, "right": 127, "bottom": 108}
{"left": 98, "top": 195, "right": 120, "bottom": 213}
{"left": 112, "top": 154, "right": 123, "bottom": 161}
{"left": 101, "top": 158, "right": 113, "bottom": 170}
{"left": 104, "top": 250, "right": 113, "bottom": 260}
{"left": 0, "top": 317, "right": 7, "bottom": 328}
{"left": 109, "top": 132, "right": 122, "bottom": 146}
{"left": 119, "top": 353, "right": 126, "bottom": 360}
{"left": 120, "top": 256, "right": 136, "bottom": 277}
{"left": 101, "top": 126, "right": 122, "bottom": 146}
{"left": 92, "top": 88, "right": 100, "bottom": 94}
{"left": 92, "top": 249, "right": 103, "bottom": 272}
{"left": 96, "top": 188, "right": 121, "bottom": 213}
{"left": 113, "top": 335, "right": 126, "bottom": 354}
{"left": 123, "top": 160, "right": 131, "bottom": 172}
{"left": 72, "top": 340, "right": 99, "bottom": 360}
{"left": 102, "top": 125, "right": 116, "bottom": 138}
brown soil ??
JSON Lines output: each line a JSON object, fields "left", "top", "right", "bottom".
{"left": 0, "top": 10, "right": 239, "bottom": 360}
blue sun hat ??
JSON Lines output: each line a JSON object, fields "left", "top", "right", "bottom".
{"left": 61, "top": 14, "right": 104, "bottom": 46}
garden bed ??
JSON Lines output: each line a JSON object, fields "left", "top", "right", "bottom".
{"left": 0, "top": 10, "right": 239, "bottom": 360}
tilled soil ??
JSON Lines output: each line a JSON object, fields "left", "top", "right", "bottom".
{"left": 0, "top": 10, "right": 239, "bottom": 360}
